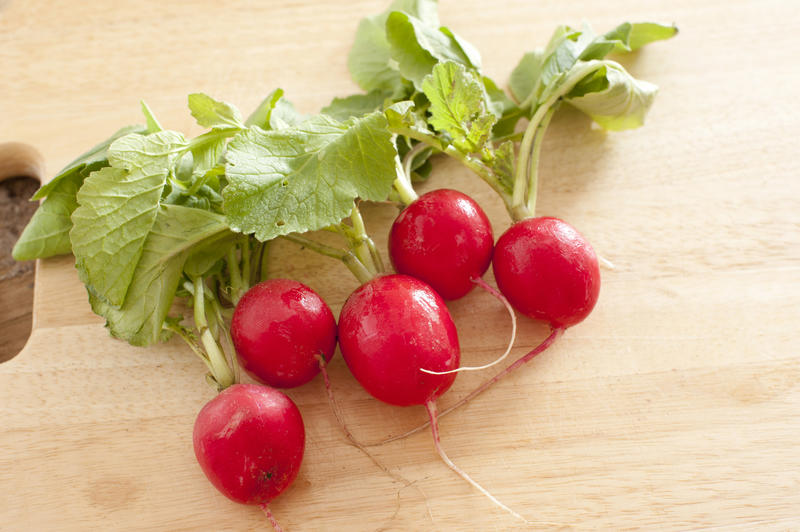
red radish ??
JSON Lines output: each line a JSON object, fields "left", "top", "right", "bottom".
{"left": 231, "top": 279, "right": 337, "bottom": 389}
{"left": 193, "top": 383, "right": 304, "bottom": 528}
{"left": 338, "top": 274, "right": 526, "bottom": 521}
{"left": 389, "top": 189, "right": 517, "bottom": 375}
{"left": 493, "top": 217, "right": 600, "bottom": 329}
{"left": 338, "top": 274, "right": 459, "bottom": 405}
{"left": 389, "top": 189, "right": 493, "bottom": 300}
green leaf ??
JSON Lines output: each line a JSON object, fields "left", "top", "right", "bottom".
{"left": 245, "top": 89, "right": 305, "bottom": 130}
{"left": 33, "top": 125, "right": 145, "bottom": 200}
{"left": 386, "top": 11, "right": 480, "bottom": 89}
{"left": 12, "top": 172, "right": 82, "bottom": 260}
{"left": 321, "top": 89, "right": 392, "bottom": 121}
{"left": 565, "top": 61, "right": 658, "bottom": 130}
{"left": 581, "top": 22, "right": 678, "bottom": 59}
{"left": 491, "top": 140, "right": 515, "bottom": 194}
{"left": 421, "top": 62, "right": 495, "bottom": 153}
{"left": 627, "top": 22, "right": 678, "bottom": 51}
{"left": 246, "top": 89, "right": 284, "bottom": 128}
{"left": 509, "top": 51, "right": 544, "bottom": 105}
{"left": 482, "top": 75, "right": 524, "bottom": 138}
{"left": 71, "top": 131, "right": 188, "bottom": 307}
{"left": 107, "top": 130, "right": 188, "bottom": 175}
{"left": 188, "top": 93, "right": 244, "bottom": 130}
{"left": 439, "top": 26, "right": 482, "bottom": 70}
{"left": 347, "top": 0, "right": 439, "bottom": 95}
{"left": 188, "top": 132, "right": 227, "bottom": 180}
{"left": 224, "top": 111, "right": 397, "bottom": 241}
{"left": 88, "top": 204, "right": 230, "bottom": 346}
{"left": 141, "top": 101, "right": 163, "bottom": 133}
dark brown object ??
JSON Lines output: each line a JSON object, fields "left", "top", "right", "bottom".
{"left": 0, "top": 176, "right": 38, "bottom": 362}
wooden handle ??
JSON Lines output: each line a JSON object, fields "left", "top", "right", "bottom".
{"left": 0, "top": 142, "right": 45, "bottom": 184}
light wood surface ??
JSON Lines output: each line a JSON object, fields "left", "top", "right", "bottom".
{"left": 2, "top": 1, "right": 799, "bottom": 530}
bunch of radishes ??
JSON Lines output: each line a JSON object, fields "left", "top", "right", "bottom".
{"left": 192, "top": 180, "right": 601, "bottom": 526}
{"left": 14, "top": 1, "right": 676, "bottom": 527}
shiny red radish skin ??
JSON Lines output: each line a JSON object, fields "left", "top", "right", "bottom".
{"left": 389, "top": 189, "right": 493, "bottom": 300}
{"left": 193, "top": 383, "right": 305, "bottom": 506}
{"left": 493, "top": 217, "right": 600, "bottom": 329}
{"left": 338, "top": 274, "right": 460, "bottom": 407}
{"left": 231, "top": 279, "right": 337, "bottom": 389}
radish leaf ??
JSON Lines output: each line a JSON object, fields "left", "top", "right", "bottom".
{"left": 71, "top": 131, "right": 188, "bottom": 307}
{"left": 88, "top": 204, "right": 231, "bottom": 346}
{"left": 422, "top": 62, "right": 495, "bottom": 153}
{"left": 224, "top": 111, "right": 396, "bottom": 241}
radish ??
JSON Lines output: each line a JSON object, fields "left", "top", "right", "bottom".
{"left": 231, "top": 279, "right": 337, "bottom": 389}
{"left": 338, "top": 274, "right": 527, "bottom": 521}
{"left": 493, "top": 216, "right": 600, "bottom": 329}
{"left": 193, "top": 383, "right": 305, "bottom": 530}
{"left": 388, "top": 188, "right": 517, "bottom": 374}
{"left": 389, "top": 189, "right": 493, "bottom": 301}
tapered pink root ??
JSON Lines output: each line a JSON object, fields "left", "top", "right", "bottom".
{"left": 425, "top": 401, "right": 528, "bottom": 523}
{"left": 317, "top": 355, "right": 415, "bottom": 487}
{"left": 421, "top": 277, "right": 517, "bottom": 375}
{"left": 260, "top": 504, "right": 284, "bottom": 532}
{"left": 372, "top": 328, "right": 564, "bottom": 446}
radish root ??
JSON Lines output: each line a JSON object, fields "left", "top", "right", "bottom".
{"left": 260, "top": 504, "right": 284, "bottom": 532}
{"left": 425, "top": 401, "right": 528, "bottom": 524}
{"left": 371, "top": 328, "right": 564, "bottom": 446}
{"left": 316, "top": 355, "right": 419, "bottom": 490}
{"left": 420, "top": 276, "right": 517, "bottom": 375}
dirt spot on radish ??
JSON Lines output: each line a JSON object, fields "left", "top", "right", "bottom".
{"left": 87, "top": 476, "right": 141, "bottom": 509}
{"left": 729, "top": 366, "right": 798, "bottom": 404}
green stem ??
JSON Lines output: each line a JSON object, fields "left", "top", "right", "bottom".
{"left": 281, "top": 234, "right": 374, "bottom": 285}
{"left": 166, "top": 323, "right": 216, "bottom": 375}
{"left": 258, "top": 240, "right": 270, "bottom": 282}
{"left": 210, "top": 295, "right": 240, "bottom": 384}
{"left": 226, "top": 247, "right": 244, "bottom": 304}
{"left": 512, "top": 61, "right": 606, "bottom": 220}
{"left": 524, "top": 104, "right": 557, "bottom": 218}
{"left": 191, "top": 277, "right": 235, "bottom": 390}
{"left": 240, "top": 239, "right": 251, "bottom": 293}
{"left": 388, "top": 125, "right": 517, "bottom": 216}
{"left": 350, "top": 204, "right": 384, "bottom": 274}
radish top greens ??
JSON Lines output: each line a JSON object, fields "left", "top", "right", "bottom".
{"left": 13, "top": 0, "right": 676, "bottom": 389}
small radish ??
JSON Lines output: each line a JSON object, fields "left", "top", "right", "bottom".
{"left": 389, "top": 189, "right": 493, "bottom": 301}
{"left": 338, "top": 274, "right": 527, "bottom": 522}
{"left": 193, "top": 383, "right": 305, "bottom": 529}
{"left": 338, "top": 274, "right": 459, "bottom": 406}
{"left": 493, "top": 216, "right": 600, "bottom": 329}
{"left": 389, "top": 189, "right": 517, "bottom": 374}
{"left": 231, "top": 279, "right": 337, "bottom": 389}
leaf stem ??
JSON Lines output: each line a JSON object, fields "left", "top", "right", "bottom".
{"left": 524, "top": 104, "right": 557, "bottom": 217}
{"left": 513, "top": 61, "right": 606, "bottom": 220}
{"left": 226, "top": 247, "right": 244, "bottom": 304}
{"left": 348, "top": 205, "right": 379, "bottom": 276}
{"left": 192, "top": 276, "right": 235, "bottom": 390}
{"left": 280, "top": 234, "right": 374, "bottom": 285}
{"left": 240, "top": 239, "right": 251, "bottom": 293}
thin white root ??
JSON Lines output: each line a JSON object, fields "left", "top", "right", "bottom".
{"left": 597, "top": 254, "right": 616, "bottom": 270}
{"left": 420, "top": 277, "right": 517, "bottom": 375}
{"left": 425, "top": 401, "right": 529, "bottom": 524}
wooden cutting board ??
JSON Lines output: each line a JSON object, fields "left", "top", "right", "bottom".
{"left": 2, "top": 1, "right": 799, "bottom": 529}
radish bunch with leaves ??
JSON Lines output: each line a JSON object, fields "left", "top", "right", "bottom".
{"left": 13, "top": 0, "right": 678, "bottom": 527}
{"left": 12, "top": 89, "right": 407, "bottom": 525}
{"left": 334, "top": 0, "right": 677, "bottom": 422}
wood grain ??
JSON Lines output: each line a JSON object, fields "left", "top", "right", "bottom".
{"left": 1, "top": 0, "right": 799, "bottom": 530}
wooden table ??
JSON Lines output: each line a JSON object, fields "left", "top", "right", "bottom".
{"left": 2, "top": 1, "right": 798, "bottom": 529}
